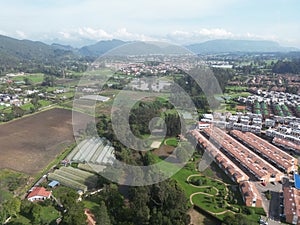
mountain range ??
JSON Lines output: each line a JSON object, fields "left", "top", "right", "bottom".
{"left": 186, "top": 39, "right": 298, "bottom": 54}
{"left": 0, "top": 34, "right": 299, "bottom": 62}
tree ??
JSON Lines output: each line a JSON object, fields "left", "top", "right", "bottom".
{"left": 62, "top": 203, "right": 87, "bottom": 225}
{"left": 0, "top": 205, "right": 8, "bottom": 224}
{"left": 164, "top": 112, "right": 182, "bottom": 137}
{"left": 31, "top": 204, "right": 42, "bottom": 225}
{"left": 23, "top": 77, "right": 32, "bottom": 85}
{"left": 129, "top": 186, "right": 150, "bottom": 224}
{"left": 42, "top": 75, "right": 55, "bottom": 86}
{"left": 93, "top": 201, "right": 112, "bottom": 225}
{"left": 223, "top": 214, "right": 257, "bottom": 225}
{"left": 6, "top": 198, "right": 21, "bottom": 216}
{"left": 11, "top": 105, "right": 25, "bottom": 117}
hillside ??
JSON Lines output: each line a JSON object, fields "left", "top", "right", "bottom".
{"left": 0, "top": 35, "right": 76, "bottom": 66}
{"left": 78, "top": 39, "right": 126, "bottom": 56}
{"left": 186, "top": 39, "right": 298, "bottom": 54}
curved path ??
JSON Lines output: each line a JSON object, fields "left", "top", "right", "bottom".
{"left": 186, "top": 174, "right": 238, "bottom": 215}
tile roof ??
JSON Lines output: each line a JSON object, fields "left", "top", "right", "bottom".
{"left": 284, "top": 187, "right": 300, "bottom": 220}
{"left": 27, "top": 187, "right": 52, "bottom": 199}
{"left": 190, "top": 130, "right": 249, "bottom": 183}
{"left": 240, "top": 181, "right": 262, "bottom": 207}
{"left": 231, "top": 130, "right": 297, "bottom": 173}
{"left": 273, "top": 137, "right": 300, "bottom": 152}
{"left": 203, "top": 127, "right": 283, "bottom": 182}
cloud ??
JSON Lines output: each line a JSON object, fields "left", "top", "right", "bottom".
{"left": 167, "top": 28, "right": 235, "bottom": 44}
{"left": 57, "top": 27, "right": 157, "bottom": 42}
{"left": 165, "top": 28, "right": 286, "bottom": 45}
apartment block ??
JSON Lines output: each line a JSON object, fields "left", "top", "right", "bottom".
{"left": 204, "top": 127, "right": 284, "bottom": 183}
{"left": 230, "top": 130, "right": 297, "bottom": 173}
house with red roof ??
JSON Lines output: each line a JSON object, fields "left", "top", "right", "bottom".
{"left": 27, "top": 187, "right": 52, "bottom": 202}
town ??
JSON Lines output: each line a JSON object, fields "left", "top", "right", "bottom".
{"left": 0, "top": 40, "right": 300, "bottom": 225}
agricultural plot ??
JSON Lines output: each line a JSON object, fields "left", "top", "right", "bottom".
{"left": 0, "top": 108, "right": 93, "bottom": 174}
{"left": 66, "top": 138, "right": 116, "bottom": 167}
{"left": 48, "top": 167, "right": 98, "bottom": 192}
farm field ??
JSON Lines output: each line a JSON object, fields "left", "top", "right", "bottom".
{"left": 48, "top": 166, "right": 98, "bottom": 192}
{"left": 0, "top": 108, "right": 93, "bottom": 175}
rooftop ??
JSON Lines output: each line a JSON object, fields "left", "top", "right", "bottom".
{"left": 27, "top": 187, "right": 52, "bottom": 199}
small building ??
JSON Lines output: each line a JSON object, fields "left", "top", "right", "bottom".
{"left": 27, "top": 187, "right": 52, "bottom": 202}
{"left": 202, "top": 114, "right": 213, "bottom": 121}
{"left": 265, "top": 119, "right": 275, "bottom": 128}
{"left": 48, "top": 180, "right": 60, "bottom": 188}
{"left": 197, "top": 122, "right": 211, "bottom": 130}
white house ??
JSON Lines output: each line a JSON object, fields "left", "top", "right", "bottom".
{"left": 27, "top": 187, "right": 52, "bottom": 202}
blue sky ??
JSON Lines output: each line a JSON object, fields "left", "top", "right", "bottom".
{"left": 0, "top": 0, "right": 299, "bottom": 47}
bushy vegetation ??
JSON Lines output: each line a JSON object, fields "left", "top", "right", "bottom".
{"left": 85, "top": 181, "right": 190, "bottom": 225}
{"left": 272, "top": 59, "right": 300, "bottom": 74}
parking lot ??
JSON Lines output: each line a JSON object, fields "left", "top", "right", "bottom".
{"left": 254, "top": 180, "right": 285, "bottom": 223}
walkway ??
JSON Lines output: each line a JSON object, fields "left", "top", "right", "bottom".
{"left": 186, "top": 174, "right": 238, "bottom": 216}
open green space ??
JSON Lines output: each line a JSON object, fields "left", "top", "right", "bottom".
{"left": 225, "top": 85, "right": 248, "bottom": 92}
{"left": 165, "top": 137, "right": 178, "bottom": 147}
{"left": 11, "top": 73, "right": 44, "bottom": 84}
{"left": 151, "top": 152, "right": 264, "bottom": 222}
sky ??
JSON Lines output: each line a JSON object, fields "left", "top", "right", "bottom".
{"left": 0, "top": 0, "right": 300, "bottom": 47}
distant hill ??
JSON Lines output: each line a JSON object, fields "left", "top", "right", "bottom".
{"left": 0, "top": 35, "right": 75, "bottom": 65}
{"left": 51, "top": 43, "right": 75, "bottom": 51}
{"left": 186, "top": 39, "right": 299, "bottom": 54}
{"left": 104, "top": 41, "right": 192, "bottom": 56}
{"left": 78, "top": 39, "right": 126, "bottom": 56}
{"left": 0, "top": 34, "right": 299, "bottom": 66}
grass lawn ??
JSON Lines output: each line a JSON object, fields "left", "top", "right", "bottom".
{"left": 20, "top": 103, "right": 34, "bottom": 111}
{"left": 165, "top": 137, "right": 178, "bottom": 147}
{"left": 39, "top": 100, "right": 53, "bottom": 107}
{"left": 202, "top": 162, "right": 235, "bottom": 185}
{"left": 39, "top": 205, "right": 60, "bottom": 223}
{"left": 12, "top": 73, "right": 44, "bottom": 84}
{"left": 151, "top": 152, "right": 264, "bottom": 221}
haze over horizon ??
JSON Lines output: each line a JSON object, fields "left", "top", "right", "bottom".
{"left": 0, "top": 0, "right": 299, "bottom": 48}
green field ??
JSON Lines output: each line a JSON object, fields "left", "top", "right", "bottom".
{"left": 12, "top": 73, "right": 44, "bottom": 84}
{"left": 165, "top": 137, "right": 178, "bottom": 147}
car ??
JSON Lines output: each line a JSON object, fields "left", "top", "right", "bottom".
{"left": 264, "top": 222, "right": 268, "bottom": 225}
{"left": 261, "top": 182, "right": 266, "bottom": 186}
{"left": 270, "top": 182, "right": 275, "bottom": 185}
